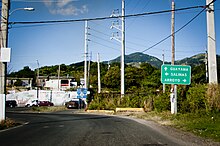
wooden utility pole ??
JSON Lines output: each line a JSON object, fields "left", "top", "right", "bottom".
{"left": 162, "top": 50, "right": 165, "bottom": 93}
{"left": 58, "top": 64, "right": 60, "bottom": 90}
{"left": 97, "top": 53, "right": 101, "bottom": 93}
{"left": 171, "top": 0, "right": 177, "bottom": 114}
{"left": 84, "top": 21, "right": 88, "bottom": 89}
{"left": 0, "top": 0, "right": 9, "bottom": 121}
{"left": 121, "top": 0, "right": 125, "bottom": 97}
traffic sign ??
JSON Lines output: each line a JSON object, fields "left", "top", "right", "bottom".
{"left": 82, "top": 88, "right": 87, "bottom": 95}
{"left": 161, "top": 64, "right": 191, "bottom": 85}
{"left": 77, "top": 89, "right": 81, "bottom": 95}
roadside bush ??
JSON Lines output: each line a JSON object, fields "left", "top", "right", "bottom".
{"left": 177, "top": 85, "right": 190, "bottom": 113}
{"left": 206, "top": 84, "right": 220, "bottom": 112}
{"left": 0, "top": 119, "right": 20, "bottom": 130}
{"left": 88, "top": 92, "right": 150, "bottom": 110}
{"left": 186, "top": 84, "right": 207, "bottom": 113}
{"left": 153, "top": 93, "right": 170, "bottom": 112}
{"left": 120, "top": 94, "right": 139, "bottom": 108}
{"left": 88, "top": 93, "right": 119, "bottom": 110}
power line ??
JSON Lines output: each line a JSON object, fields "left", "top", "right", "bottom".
{"left": 90, "top": 40, "right": 120, "bottom": 52}
{"left": 11, "top": 0, "right": 77, "bottom": 2}
{"left": 9, "top": 4, "right": 205, "bottom": 25}
{"left": 89, "top": 28, "right": 111, "bottom": 37}
{"left": 142, "top": 8, "right": 206, "bottom": 53}
{"left": 141, "top": 0, "right": 216, "bottom": 53}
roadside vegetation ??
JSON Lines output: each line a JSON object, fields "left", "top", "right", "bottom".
{"left": 0, "top": 119, "right": 20, "bottom": 130}
{"left": 31, "top": 106, "right": 67, "bottom": 112}
{"left": 85, "top": 62, "right": 220, "bottom": 142}
{"left": 7, "top": 57, "right": 220, "bottom": 141}
{"left": 88, "top": 83, "right": 220, "bottom": 142}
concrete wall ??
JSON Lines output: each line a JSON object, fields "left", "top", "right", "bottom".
{"left": 6, "top": 90, "right": 80, "bottom": 107}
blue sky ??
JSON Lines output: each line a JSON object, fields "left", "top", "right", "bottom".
{"left": 6, "top": 0, "right": 220, "bottom": 72}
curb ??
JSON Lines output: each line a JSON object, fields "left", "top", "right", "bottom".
{"left": 86, "top": 110, "right": 115, "bottom": 114}
{"left": 115, "top": 108, "right": 144, "bottom": 112}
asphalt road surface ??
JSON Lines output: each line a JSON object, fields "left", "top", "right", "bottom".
{"left": 0, "top": 109, "right": 202, "bottom": 146}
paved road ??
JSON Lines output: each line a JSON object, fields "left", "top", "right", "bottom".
{"left": 1, "top": 109, "right": 186, "bottom": 146}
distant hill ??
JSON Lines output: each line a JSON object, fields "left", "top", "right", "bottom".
{"left": 175, "top": 53, "right": 206, "bottom": 66}
{"left": 103, "top": 52, "right": 220, "bottom": 69}
{"left": 103, "top": 52, "right": 163, "bottom": 68}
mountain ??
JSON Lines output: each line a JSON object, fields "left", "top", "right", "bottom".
{"left": 104, "top": 52, "right": 220, "bottom": 70}
{"left": 103, "top": 52, "right": 163, "bottom": 68}
{"left": 175, "top": 53, "right": 206, "bottom": 66}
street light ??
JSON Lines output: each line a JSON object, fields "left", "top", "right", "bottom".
{"left": 9, "top": 7, "right": 35, "bottom": 16}
{"left": 0, "top": 0, "right": 35, "bottom": 121}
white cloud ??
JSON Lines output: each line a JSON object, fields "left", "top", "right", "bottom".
{"left": 43, "top": 0, "right": 88, "bottom": 16}
{"left": 56, "top": 0, "right": 72, "bottom": 8}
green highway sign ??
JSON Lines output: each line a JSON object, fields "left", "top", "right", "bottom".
{"left": 161, "top": 64, "right": 191, "bottom": 85}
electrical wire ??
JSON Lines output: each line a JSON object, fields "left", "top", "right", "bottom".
{"left": 90, "top": 40, "right": 120, "bottom": 52}
{"left": 9, "top": 4, "right": 205, "bottom": 25}
{"left": 141, "top": 8, "right": 206, "bottom": 53}
{"left": 126, "top": 0, "right": 151, "bottom": 28}
{"left": 11, "top": 0, "right": 78, "bottom": 2}
{"left": 141, "top": 0, "right": 216, "bottom": 53}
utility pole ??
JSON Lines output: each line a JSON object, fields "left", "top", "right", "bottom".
{"left": 58, "top": 64, "right": 60, "bottom": 91}
{"left": 162, "top": 50, "right": 165, "bottom": 93}
{"left": 110, "top": 0, "right": 125, "bottom": 97}
{"left": 121, "top": 0, "right": 125, "bottom": 97}
{"left": 171, "top": 1, "right": 175, "bottom": 66}
{"left": 36, "top": 60, "right": 40, "bottom": 100}
{"left": 0, "top": 0, "right": 9, "bottom": 121}
{"left": 84, "top": 21, "right": 88, "bottom": 89}
{"left": 97, "top": 53, "right": 101, "bottom": 93}
{"left": 205, "top": 50, "right": 208, "bottom": 82}
{"left": 108, "top": 61, "right": 110, "bottom": 70}
{"left": 206, "top": 0, "right": 218, "bottom": 84}
{"left": 88, "top": 51, "right": 91, "bottom": 88}
{"left": 171, "top": 0, "right": 177, "bottom": 114}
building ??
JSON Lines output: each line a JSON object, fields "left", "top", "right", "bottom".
{"left": 43, "top": 76, "right": 77, "bottom": 91}
{"left": 7, "top": 77, "right": 33, "bottom": 89}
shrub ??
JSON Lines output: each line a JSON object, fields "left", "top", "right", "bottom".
{"left": 186, "top": 84, "right": 207, "bottom": 113}
{"left": 0, "top": 119, "right": 20, "bottom": 130}
{"left": 177, "top": 85, "right": 190, "bottom": 113}
{"left": 206, "top": 84, "right": 220, "bottom": 112}
{"left": 153, "top": 93, "right": 170, "bottom": 112}
{"left": 88, "top": 93, "right": 119, "bottom": 110}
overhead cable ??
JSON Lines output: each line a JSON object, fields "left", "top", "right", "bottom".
{"left": 9, "top": 5, "right": 205, "bottom": 25}
{"left": 141, "top": 0, "right": 216, "bottom": 53}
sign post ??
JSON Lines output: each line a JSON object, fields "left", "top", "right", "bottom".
{"left": 161, "top": 65, "right": 191, "bottom": 85}
{"left": 161, "top": 64, "right": 191, "bottom": 114}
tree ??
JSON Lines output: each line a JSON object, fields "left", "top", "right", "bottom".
{"left": 125, "top": 66, "right": 142, "bottom": 91}
{"left": 103, "top": 66, "right": 120, "bottom": 91}
{"left": 8, "top": 66, "right": 35, "bottom": 79}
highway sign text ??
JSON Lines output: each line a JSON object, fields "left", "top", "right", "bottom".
{"left": 161, "top": 65, "right": 191, "bottom": 85}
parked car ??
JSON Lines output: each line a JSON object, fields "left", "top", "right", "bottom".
{"left": 25, "top": 100, "right": 38, "bottom": 107}
{"left": 65, "top": 99, "right": 85, "bottom": 109}
{"left": 6, "top": 100, "right": 17, "bottom": 108}
{"left": 38, "top": 101, "right": 54, "bottom": 106}
{"left": 65, "top": 100, "right": 79, "bottom": 109}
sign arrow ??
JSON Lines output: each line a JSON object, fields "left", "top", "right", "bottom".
{"left": 161, "top": 65, "right": 191, "bottom": 85}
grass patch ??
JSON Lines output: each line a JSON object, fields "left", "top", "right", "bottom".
{"left": 31, "top": 106, "right": 67, "bottom": 112}
{"left": 0, "top": 118, "right": 20, "bottom": 130}
{"left": 173, "top": 112, "right": 220, "bottom": 141}
{"left": 124, "top": 111, "right": 220, "bottom": 142}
